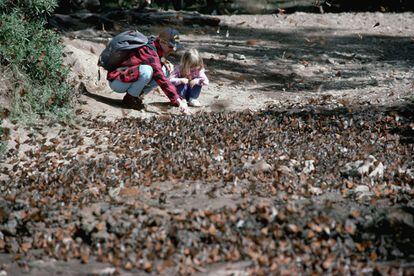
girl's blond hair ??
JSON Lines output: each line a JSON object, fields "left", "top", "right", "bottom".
{"left": 180, "top": 48, "right": 204, "bottom": 77}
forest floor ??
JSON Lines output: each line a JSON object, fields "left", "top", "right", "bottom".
{"left": 1, "top": 11, "right": 414, "bottom": 275}
{"left": 62, "top": 12, "right": 414, "bottom": 119}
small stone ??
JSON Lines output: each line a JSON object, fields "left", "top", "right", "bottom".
{"left": 368, "top": 162, "right": 384, "bottom": 179}
{"left": 253, "top": 160, "right": 272, "bottom": 172}
{"left": 303, "top": 160, "right": 315, "bottom": 174}
{"left": 92, "top": 230, "right": 110, "bottom": 241}
{"left": 234, "top": 53, "right": 246, "bottom": 60}
{"left": 0, "top": 200, "right": 10, "bottom": 223}
{"left": 309, "top": 186, "right": 322, "bottom": 195}
{"left": 277, "top": 165, "right": 292, "bottom": 175}
{"left": 91, "top": 267, "right": 116, "bottom": 275}
{"left": 0, "top": 219, "right": 17, "bottom": 236}
{"left": 355, "top": 185, "right": 370, "bottom": 193}
{"left": 345, "top": 219, "right": 357, "bottom": 235}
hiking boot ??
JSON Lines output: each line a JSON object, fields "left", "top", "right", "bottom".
{"left": 122, "top": 93, "right": 145, "bottom": 110}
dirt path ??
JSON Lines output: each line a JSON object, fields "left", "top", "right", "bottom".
{"left": 64, "top": 12, "right": 414, "bottom": 121}
{"left": 0, "top": 11, "right": 414, "bottom": 276}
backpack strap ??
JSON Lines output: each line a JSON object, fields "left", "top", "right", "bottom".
{"left": 146, "top": 36, "right": 157, "bottom": 52}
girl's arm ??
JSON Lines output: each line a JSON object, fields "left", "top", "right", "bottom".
{"left": 199, "top": 69, "right": 209, "bottom": 85}
{"left": 190, "top": 69, "right": 209, "bottom": 86}
{"left": 169, "top": 67, "right": 184, "bottom": 86}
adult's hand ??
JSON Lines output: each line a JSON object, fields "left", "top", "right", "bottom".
{"left": 181, "top": 78, "right": 189, "bottom": 84}
{"left": 177, "top": 98, "right": 190, "bottom": 115}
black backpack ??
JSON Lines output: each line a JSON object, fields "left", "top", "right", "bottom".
{"left": 98, "top": 30, "right": 155, "bottom": 71}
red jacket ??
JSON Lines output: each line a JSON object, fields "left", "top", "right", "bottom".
{"left": 107, "top": 40, "right": 180, "bottom": 104}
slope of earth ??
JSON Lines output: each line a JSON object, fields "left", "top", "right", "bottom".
{"left": 62, "top": 12, "right": 414, "bottom": 120}
{"left": 0, "top": 11, "right": 414, "bottom": 275}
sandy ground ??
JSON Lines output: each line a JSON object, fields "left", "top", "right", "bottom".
{"left": 0, "top": 11, "right": 413, "bottom": 276}
{"left": 4, "top": 11, "right": 412, "bottom": 164}
{"left": 63, "top": 12, "right": 414, "bottom": 121}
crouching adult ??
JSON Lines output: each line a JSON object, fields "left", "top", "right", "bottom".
{"left": 107, "top": 28, "right": 189, "bottom": 114}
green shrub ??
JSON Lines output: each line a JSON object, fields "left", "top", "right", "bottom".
{"left": 10, "top": 66, "right": 72, "bottom": 119}
{"left": 0, "top": 0, "right": 72, "bottom": 119}
{"left": 0, "top": 118, "right": 6, "bottom": 158}
{"left": 0, "top": 0, "right": 57, "bottom": 18}
{"left": 0, "top": 141, "right": 5, "bottom": 158}
{"left": 116, "top": 0, "right": 145, "bottom": 9}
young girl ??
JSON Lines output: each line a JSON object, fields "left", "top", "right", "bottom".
{"left": 170, "top": 48, "right": 209, "bottom": 107}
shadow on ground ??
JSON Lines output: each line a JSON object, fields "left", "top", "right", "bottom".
{"left": 183, "top": 24, "right": 414, "bottom": 94}
{"left": 83, "top": 91, "right": 124, "bottom": 108}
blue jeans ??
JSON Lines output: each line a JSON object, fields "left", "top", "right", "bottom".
{"left": 176, "top": 84, "right": 202, "bottom": 101}
{"left": 108, "top": 65, "right": 169, "bottom": 97}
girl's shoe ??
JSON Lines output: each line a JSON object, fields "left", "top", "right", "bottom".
{"left": 188, "top": 98, "right": 201, "bottom": 107}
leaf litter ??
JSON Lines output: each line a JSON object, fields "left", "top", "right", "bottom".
{"left": 0, "top": 101, "right": 413, "bottom": 274}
